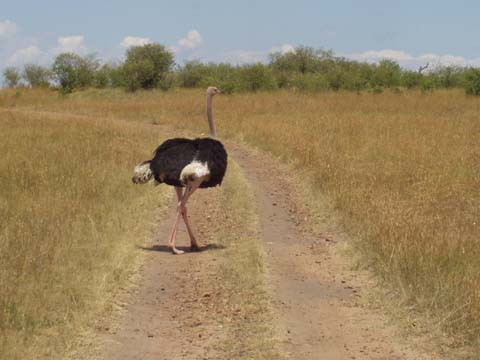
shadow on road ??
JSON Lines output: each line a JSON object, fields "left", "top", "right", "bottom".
{"left": 137, "top": 243, "right": 225, "bottom": 253}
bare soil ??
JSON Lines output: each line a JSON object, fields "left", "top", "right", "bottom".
{"left": 84, "top": 142, "right": 434, "bottom": 360}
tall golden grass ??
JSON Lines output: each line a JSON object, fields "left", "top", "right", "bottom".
{"left": 0, "top": 106, "right": 168, "bottom": 359}
{"left": 1, "top": 88, "right": 479, "bottom": 346}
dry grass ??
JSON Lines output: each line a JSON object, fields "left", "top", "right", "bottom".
{"left": 1, "top": 87, "right": 479, "bottom": 349}
{"left": 0, "top": 107, "right": 169, "bottom": 359}
{"left": 214, "top": 160, "right": 281, "bottom": 359}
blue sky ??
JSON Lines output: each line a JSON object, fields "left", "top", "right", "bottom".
{"left": 1, "top": 0, "right": 480, "bottom": 73}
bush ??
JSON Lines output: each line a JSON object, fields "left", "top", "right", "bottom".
{"left": 176, "top": 62, "right": 243, "bottom": 93}
{"left": 94, "top": 64, "right": 110, "bottom": 88}
{"left": 370, "top": 85, "right": 384, "bottom": 94}
{"left": 431, "top": 66, "right": 464, "bottom": 88}
{"left": 122, "top": 59, "right": 155, "bottom": 92}
{"left": 204, "top": 63, "right": 241, "bottom": 93}
{"left": 52, "top": 53, "right": 99, "bottom": 92}
{"left": 94, "top": 63, "right": 125, "bottom": 88}
{"left": 401, "top": 71, "right": 423, "bottom": 89}
{"left": 464, "top": 68, "right": 480, "bottom": 95}
{"left": 23, "top": 64, "right": 51, "bottom": 87}
{"left": 3, "top": 67, "right": 21, "bottom": 87}
{"left": 177, "top": 60, "right": 212, "bottom": 88}
{"left": 289, "top": 72, "right": 329, "bottom": 92}
{"left": 420, "top": 78, "right": 434, "bottom": 93}
{"left": 238, "top": 63, "right": 277, "bottom": 91}
{"left": 372, "top": 59, "right": 401, "bottom": 88}
{"left": 269, "top": 46, "right": 334, "bottom": 74}
{"left": 122, "top": 43, "right": 174, "bottom": 91}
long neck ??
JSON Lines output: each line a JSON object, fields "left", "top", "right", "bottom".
{"left": 207, "top": 94, "right": 217, "bottom": 138}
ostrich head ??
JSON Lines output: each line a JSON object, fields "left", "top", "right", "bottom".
{"left": 206, "top": 86, "right": 221, "bottom": 97}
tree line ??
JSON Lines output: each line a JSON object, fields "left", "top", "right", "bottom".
{"left": 3, "top": 44, "right": 480, "bottom": 95}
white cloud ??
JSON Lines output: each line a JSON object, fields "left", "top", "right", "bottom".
{"left": 0, "top": 19, "right": 17, "bottom": 38}
{"left": 350, "top": 49, "right": 414, "bottom": 62}
{"left": 120, "top": 36, "right": 152, "bottom": 48}
{"left": 224, "top": 50, "right": 264, "bottom": 64}
{"left": 7, "top": 45, "right": 42, "bottom": 65}
{"left": 53, "top": 35, "right": 87, "bottom": 54}
{"left": 220, "top": 44, "right": 293, "bottom": 65}
{"left": 346, "top": 49, "right": 480, "bottom": 69}
{"left": 222, "top": 44, "right": 294, "bottom": 65}
{"left": 418, "top": 53, "right": 475, "bottom": 66}
{"left": 178, "top": 30, "right": 203, "bottom": 49}
{"left": 270, "top": 43, "right": 295, "bottom": 55}
{"left": 167, "top": 45, "right": 180, "bottom": 54}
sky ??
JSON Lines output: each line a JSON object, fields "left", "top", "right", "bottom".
{"left": 1, "top": 0, "right": 480, "bottom": 74}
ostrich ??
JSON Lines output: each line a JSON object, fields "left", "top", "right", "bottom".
{"left": 132, "top": 86, "right": 227, "bottom": 254}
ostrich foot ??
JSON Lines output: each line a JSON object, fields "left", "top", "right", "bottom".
{"left": 190, "top": 242, "right": 200, "bottom": 252}
{"left": 171, "top": 247, "right": 185, "bottom": 255}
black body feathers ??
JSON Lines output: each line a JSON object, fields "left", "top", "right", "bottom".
{"left": 149, "top": 137, "right": 227, "bottom": 188}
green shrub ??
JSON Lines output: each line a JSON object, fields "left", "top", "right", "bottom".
{"left": 122, "top": 59, "right": 155, "bottom": 92}
{"left": 433, "top": 66, "right": 464, "bottom": 88}
{"left": 370, "top": 85, "right": 384, "bottom": 94}
{"left": 205, "top": 64, "right": 241, "bottom": 93}
{"left": 122, "top": 43, "right": 174, "bottom": 91}
{"left": 269, "top": 46, "right": 334, "bottom": 74}
{"left": 464, "top": 68, "right": 480, "bottom": 95}
{"left": 177, "top": 60, "right": 212, "bottom": 88}
{"left": 371, "top": 59, "right": 401, "bottom": 88}
{"left": 177, "top": 62, "right": 242, "bottom": 93}
{"left": 2, "top": 67, "right": 21, "bottom": 88}
{"left": 91, "top": 62, "right": 125, "bottom": 89}
{"left": 22, "top": 64, "right": 51, "bottom": 87}
{"left": 94, "top": 64, "right": 111, "bottom": 88}
{"left": 420, "top": 78, "right": 434, "bottom": 93}
{"left": 238, "top": 63, "right": 277, "bottom": 91}
{"left": 52, "top": 53, "right": 99, "bottom": 91}
{"left": 401, "top": 71, "right": 423, "bottom": 89}
{"left": 290, "top": 72, "right": 329, "bottom": 92}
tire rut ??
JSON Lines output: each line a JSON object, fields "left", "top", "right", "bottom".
{"left": 229, "top": 142, "right": 432, "bottom": 360}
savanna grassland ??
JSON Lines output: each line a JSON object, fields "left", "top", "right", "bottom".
{"left": 0, "top": 88, "right": 479, "bottom": 356}
{"left": 0, "top": 103, "right": 172, "bottom": 358}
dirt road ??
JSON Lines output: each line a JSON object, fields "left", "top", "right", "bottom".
{"left": 86, "top": 142, "right": 432, "bottom": 360}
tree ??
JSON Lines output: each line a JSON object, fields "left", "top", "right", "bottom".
{"left": 177, "top": 60, "right": 212, "bottom": 88}
{"left": 465, "top": 68, "right": 480, "bottom": 96}
{"left": 94, "top": 63, "right": 126, "bottom": 88}
{"left": 23, "top": 64, "right": 51, "bottom": 87}
{"left": 269, "top": 46, "right": 334, "bottom": 74}
{"left": 52, "top": 53, "right": 99, "bottom": 92}
{"left": 122, "top": 43, "right": 174, "bottom": 91}
{"left": 434, "top": 66, "right": 463, "bottom": 88}
{"left": 3, "top": 67, "right": 21, "bottom": 87}
{"left": 401, "top": 70, "right": 423, "bottom": 89}
{"left": 239, "top": 63, "right": 277, "bottom": 91}
{"left": 372, "top": 59, "right": 401, "bottom": 88}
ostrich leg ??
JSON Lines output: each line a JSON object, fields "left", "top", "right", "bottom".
{"left": 175, "top": 187, "right": 199, "bottom": 250}
{"left": 168, "top": 182, "right": 200, "bottom": 254}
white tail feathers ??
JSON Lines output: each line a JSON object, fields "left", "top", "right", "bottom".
{"left": 180, "top": 161, "right": 210, "bottom": 184}
{"left": 132, "top": 161, "right": 153, "bottom": 184}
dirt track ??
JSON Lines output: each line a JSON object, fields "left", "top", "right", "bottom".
{"left": 89, "top": 142, "right": 432, "bottom": 360}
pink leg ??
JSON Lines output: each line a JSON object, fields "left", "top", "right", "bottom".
{"left": 168, "top": 183, "right": 200, "bottom": 255}
{"left": 168, "top": 208, "right": 183, "bottom": 254}
{"left": 174, "top": 187, "right": 199, "bottom": 250}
